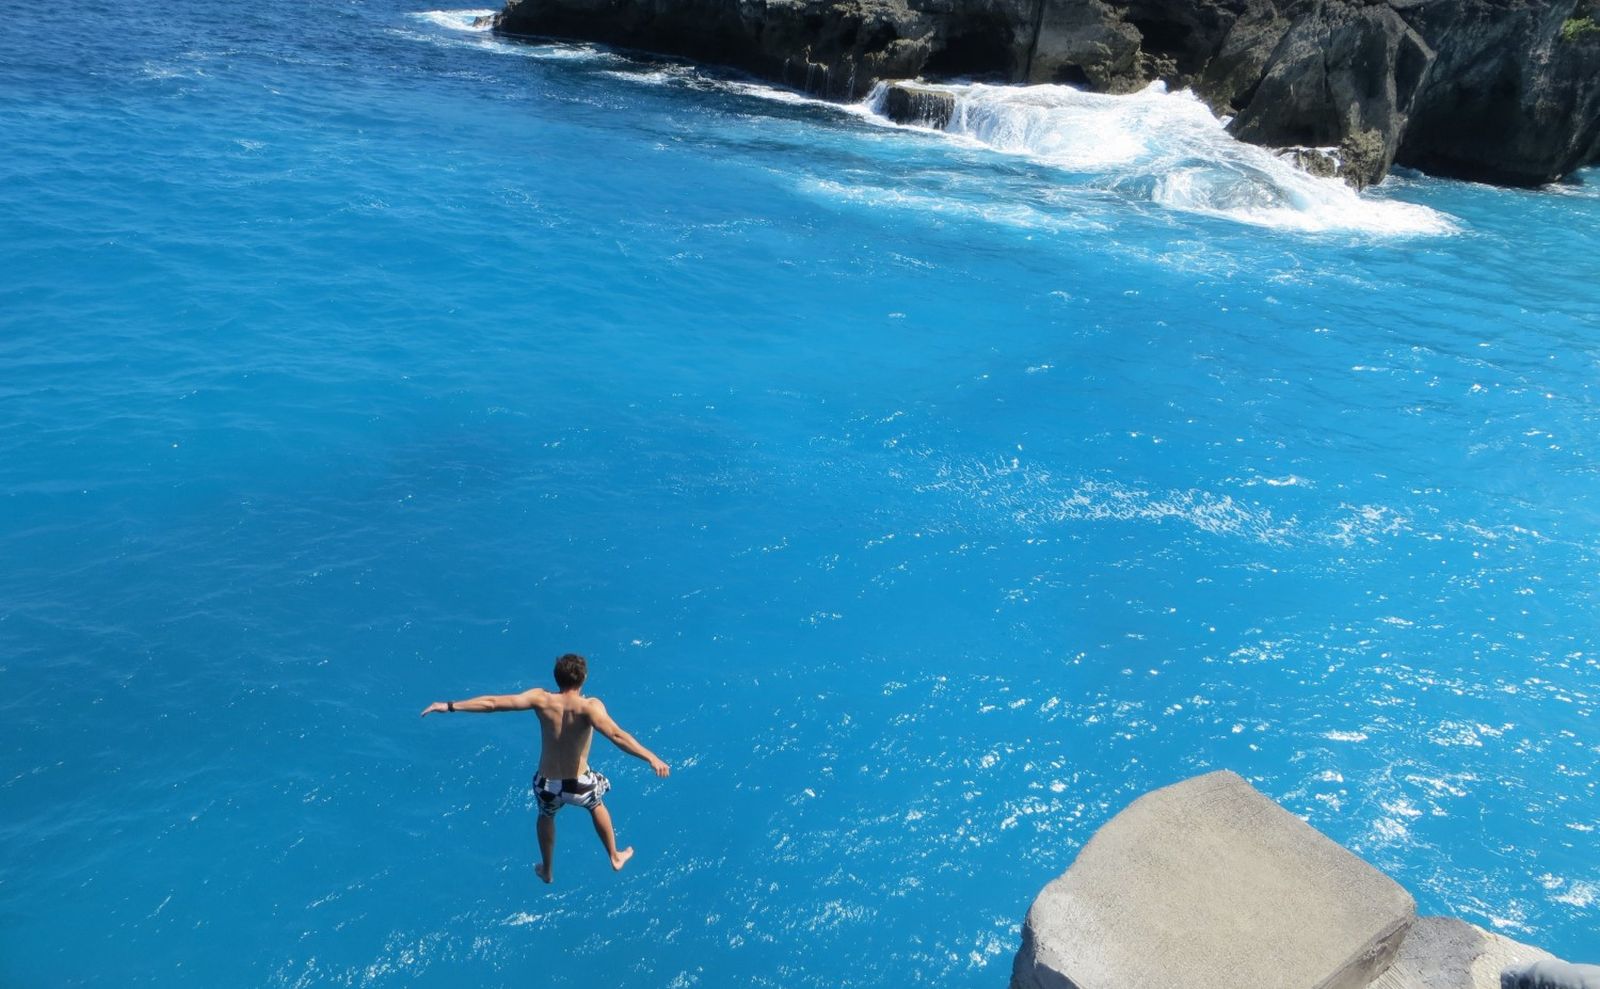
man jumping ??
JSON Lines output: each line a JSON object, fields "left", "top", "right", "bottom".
{"left": 420, "top": 652, "right": 670, "bottom": 882}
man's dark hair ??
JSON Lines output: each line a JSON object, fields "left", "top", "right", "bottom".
{"left": 553, "top": 653, "right": 587, "bottom": 690}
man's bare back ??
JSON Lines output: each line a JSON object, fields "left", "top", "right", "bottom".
{"left": 421, "top": 653, "right": 669, "bottom": 883}
{"left": 531, "top": 688, "right": 597, "bottom": 778}
{"left": 528, "top": 690, "right": 610, "bottom": 778}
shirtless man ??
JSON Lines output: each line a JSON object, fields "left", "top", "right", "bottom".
{"left": 420, "top": 653, "right": 669, "bottom": 882}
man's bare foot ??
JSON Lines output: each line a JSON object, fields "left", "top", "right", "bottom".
{"left": 534, "top": 863, "right": 552, "bottom": 884}
{"left": 610, "top": 847, "right": 634, "bottom": 872}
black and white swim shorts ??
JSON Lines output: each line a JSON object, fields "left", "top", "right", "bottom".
{"left": 532, "top": 770, "right": 611, "bottom": 818}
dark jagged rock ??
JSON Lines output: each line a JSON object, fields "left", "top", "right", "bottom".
{"left": 493, "top": 0, "right": 1600, "bottom": 187}
{"left": 1283, "top": 146, "right": 1342, "bottom": 179}
{"left": 1225, "top": 4, "right": 1434, "bottom": 187}
{"left": 1396, "top": 0, "right": 1600, "bottom": 185}
{"left": 496, "top": 0, "right": 945, "bottom": 100}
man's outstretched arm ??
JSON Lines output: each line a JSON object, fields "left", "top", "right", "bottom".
{"left": 420, "top": 688, "right": 543, "bottom": 717}
{"left": 588, "top": 699, "right": 670, "bottom": 777}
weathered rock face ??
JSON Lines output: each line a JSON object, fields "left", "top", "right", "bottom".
{"left": 1223, "top": 3, "right": 1434, "bottom": 187}
{"left": 495, "top": 0, "right": 1600, "bottom": 187}
{"left": 1396, "top": 0, "right": 1600, "bottom": 185}
{"left": 498, "top": 0, "right": 938, "bottom": 99}
{"left": 1008, "top": 770, "right": 1416, "bottom": 989}
{"left": 882, "top": 82, "right": 958, "bottom": 126}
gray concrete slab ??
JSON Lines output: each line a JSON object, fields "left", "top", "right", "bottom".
{"left": 1369, "top": 916, "right": 1553, "bottom": 989}
{"left": 1011, "top": 770, "right": 1416, "bottom": 989}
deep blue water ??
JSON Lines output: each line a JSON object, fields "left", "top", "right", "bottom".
{"left": 3, "top": 1, "right": 1599, "bottom": 984}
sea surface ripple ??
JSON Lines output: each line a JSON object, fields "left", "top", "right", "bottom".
{"left": 2, "top": 1, "right": 1599, "bottom": 985}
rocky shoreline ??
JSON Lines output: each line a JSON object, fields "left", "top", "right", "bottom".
{"left": 493, "top": 0, "right": 1600, "bottom": 188}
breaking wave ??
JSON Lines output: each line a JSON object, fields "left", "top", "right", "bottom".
{"left": 865, "top": 81, "right": 1456, "bottom": 236}
{"left": 409, "top": 8, "right": 494, "bottom": 32}
{"left": 403, "top": 14, "right": 1455, "bottom": 237}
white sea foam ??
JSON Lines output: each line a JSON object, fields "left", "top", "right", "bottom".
{"left": 515, "top": 43, "right": 621, "bottom": 62}
{"left": 1548, "top": 172, "right": 1600, "bottom": 198}
{"left": 1324, "top": 730, "right": 1369, "bottom": 742}
{"left": 801, "top": 178, "right": 1109, "bottom": 233}
{"left": 139, "top": 61, "right": 207, "bottom": 81}
{"left": 403, "top": 9, "right": 620, "bottom": 63}
{"left": 863, "top": 80, "right": 1456, "bottom": 236}
{"left": 1553, "top": 880, "right": 1597, "bottom": 907}
{"left": 601, "top": 68, "right": 685, "bottom": 87}
{"left": 411, "top": 8, "right": 495, "bottom": 32}
{"left": 723, "top": 80, "right": 843, "bottom": 109}
{"left": 916, "top": 460, "right": 1296, "bottom": 543}
{"left": 1371, "top": 816, "right": 1411, "bottom": 842}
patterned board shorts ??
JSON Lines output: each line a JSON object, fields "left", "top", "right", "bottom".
{"left": 532, "top": 770, "right": 611, "bottom": 818}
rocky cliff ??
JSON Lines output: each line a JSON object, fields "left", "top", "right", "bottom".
{"left": 494, "top": 0, "right": 1600, "bottom": 187}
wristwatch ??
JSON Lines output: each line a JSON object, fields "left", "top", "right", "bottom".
{"left": 447, "top": 701, "right": 455, "bottom": 712}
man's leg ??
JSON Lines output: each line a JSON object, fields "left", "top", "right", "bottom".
{"left": 588, "top": 803, "right": 634, "bottom": 871}
{"left": 535, "top": 814, "right": 555, "bottom": 883}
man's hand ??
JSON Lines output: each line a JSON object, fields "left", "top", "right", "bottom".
{"left": 420, "top": 702, "right": 448, "bottom": 717}
{"left": 649, "top": 757, "right": 671, "bottom": 778}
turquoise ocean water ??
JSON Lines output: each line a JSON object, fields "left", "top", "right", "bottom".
{"left": 3, "top": 1, "right": 1599, "bottom": 984}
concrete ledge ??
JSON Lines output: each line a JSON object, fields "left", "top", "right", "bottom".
{"left": 1011, "top": 770, "right": 1416, "bottom": 989}
{"left": 1371, "top": 916, "right": 1553, "bottom": 989}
